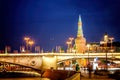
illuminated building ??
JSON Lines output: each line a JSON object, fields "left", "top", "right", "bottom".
{"left": 35, "top": 46, "right": 40, "bottom": 53}
{"left": 75, "top": 15, "right": 86, "bottom": 53}
{"left": 5, "top": 46, "right": 11, "bottom": 53}
{"left": 56, "top": 46, "right": 61, "bottom": 53}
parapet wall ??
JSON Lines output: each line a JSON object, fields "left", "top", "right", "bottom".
{"left": 65, "top": 72, "right": 80, "bottom": 80}
{"left": 42, "top": 69, "right": 76, "bottom": 80}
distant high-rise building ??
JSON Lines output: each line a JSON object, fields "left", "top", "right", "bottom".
{"left": 56, "top": 46, "right": 65, "bottom": 53}
{"left": 5, "top": 46, "right": 11, "bottom": 53}
{"left": 56, "top": 46, "right": 61, "bottom": 53}
{"left": 75, "top": 15, "right": 86, "bottom": 53}
{"left": 41, "top": 48, "right": 44, "bottom": 53}
{"left": 35, "top": 46, "right": 40, "bottom": 53}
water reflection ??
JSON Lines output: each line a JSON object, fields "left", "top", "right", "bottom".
{"left": 0, "top": 77, "right": 50, "bottom": 80}
{"left": 0, "top": 71, "right": 50, "bottom": 80}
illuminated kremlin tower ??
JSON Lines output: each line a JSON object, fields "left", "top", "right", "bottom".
{"left": 75, "top": 15, "right": 86, "bottom": 53}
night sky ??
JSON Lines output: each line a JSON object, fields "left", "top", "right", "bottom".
{"left": 1, "top": 0, "right": 120, "bottom": 52}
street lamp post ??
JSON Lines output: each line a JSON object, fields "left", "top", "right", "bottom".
{"left": 24, "top": 37, "right": 30, "bottom": 52}
{"left": 109, "top": 37, "right": 114, "bottom": 51}
{"left": 66, "top": 37, "right": 74, "bottom": 53}
{"left": 66, "top": 41, "right": 71, "bottom": 53}
{"left": 105, "top": 49, "right": 108, "bottom": 70}
{"left": 104, "top": 34, "right": 108, "bottom": 70}
{"left": 28, "top": 40, "right": 34, "bottom": 52}
{"left": 111, "top": 53, "right": 115, "bottom": 63}
{"left": 87, "top": 44, "right": 92, "bottom": 78}
{"left": 87, "top": 44, "right": 90, "bottom": 64}
{"left": 104, "top": 34, "right": 108, "bottom": 49}
{"left": 69, "top": 37, "right": 74, "bottom": 52}
{"left": 100, "top": 41, "right": 105, "bottom": 52}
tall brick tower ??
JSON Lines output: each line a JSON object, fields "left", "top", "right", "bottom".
{"left": 75, "top": 15, "right": 86, "bottom": 53}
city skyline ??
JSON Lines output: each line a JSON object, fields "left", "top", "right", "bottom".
{"left": 1, "top": 0, "right": 120, "bottom": 51}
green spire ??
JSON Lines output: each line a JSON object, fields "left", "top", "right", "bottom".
{"left": 79, "top": 15, "right": 82, "bottom": 22}
{"left": 77, "top": 15, "right": 83, "bottom": 37}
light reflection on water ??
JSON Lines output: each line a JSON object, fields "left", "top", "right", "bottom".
{"left": 0, "top": 77, "right": 50, "bottom": 80}
{"left": 0, "top": 71, "right": 50, "bottom": 80}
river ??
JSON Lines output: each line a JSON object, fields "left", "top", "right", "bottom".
{"left": 0, "top": 77, "right": 50, "bottom": 80}
{"left": 0, "top": 71, "right": 50, "bottom": 80}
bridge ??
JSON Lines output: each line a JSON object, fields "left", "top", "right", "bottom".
{"left": 0, "top": 53, "right": 120, "bottom": 72}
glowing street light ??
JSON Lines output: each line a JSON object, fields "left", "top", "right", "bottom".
{"left": 66, "top": 37, "right": 74, "bottom": 53}
{"left": 104, "top": 33, "right": 108, "bottom": 70}
{"left": 28, "top": 40, "right": 35, "bottom": 52}
{"left": 104, "top": 34, "right": 108, "bottom": 49}
{"left": 104, "top": 34, "right": 108, "bottom": 42}
{"left": 69, "top": 37, "right": 74, "bottom": 42}
{"left": 24, "top": 37, "right": 30, "bottom": 52}
{"left": 24, "top": 37, "right": 30, "bottom": 41}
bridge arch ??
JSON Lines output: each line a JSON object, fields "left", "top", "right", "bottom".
{"left": 0, "top": 61, "right": 41, "bottom": 73}
{"left": 57, "top": 58, "right": 88, "bottom": 71}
